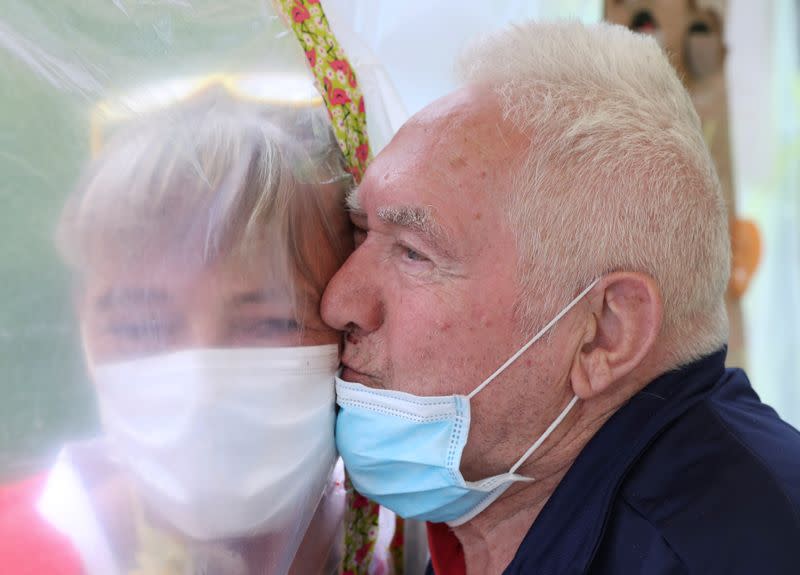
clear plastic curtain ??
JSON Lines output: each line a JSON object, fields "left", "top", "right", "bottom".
{"left": 0, "top": 0, "right": 314, "bottom": 482}
{"left": 0, "top": 2, "right": 353, "bottom": 574}
{"left": 323, "top": 0, "right": 601, "bottom": 119}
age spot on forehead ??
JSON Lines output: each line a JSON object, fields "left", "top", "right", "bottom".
{"left": 448, "top": 156, "right": 468, "bottom": 169}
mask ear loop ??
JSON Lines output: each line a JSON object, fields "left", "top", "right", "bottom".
{"left": 466, "top": 278, "right": 599, "bottom": 477}
{"left": 467, "top": 278, "right": 600, "bottom": 401}
{"left": 510, "top": 395, "right": 579, "bottom": 474}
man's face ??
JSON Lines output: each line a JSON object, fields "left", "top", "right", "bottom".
{"left": 322, "top": 87, "right": 578, "bottom": 479}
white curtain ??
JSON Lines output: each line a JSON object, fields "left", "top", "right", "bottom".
{"left": 324, "top": 0, "right": 600, "bottom": 132}
{"left": 728, "top": 0, "right": 800, "bottom": 427}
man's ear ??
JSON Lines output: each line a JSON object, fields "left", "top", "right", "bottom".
{"left": 570, "top": 272, "right": 662, "bottom": 399}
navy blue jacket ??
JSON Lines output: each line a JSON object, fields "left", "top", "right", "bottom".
{"left": 433, "top": 349, "right": 800, "bottom": 574}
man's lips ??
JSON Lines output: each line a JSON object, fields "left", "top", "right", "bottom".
{"left": 340, "top": 364, "right": 381, "bottom": 387}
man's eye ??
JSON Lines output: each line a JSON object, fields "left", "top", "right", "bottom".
{"left": 405, "top": 248, "right": 428, "bottom": 262}
{"left": 400, "top": 245, "right": 430, "bottom": 263}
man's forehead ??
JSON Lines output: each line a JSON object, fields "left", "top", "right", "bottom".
{"left": 351, "top": 92, "right": 519, "bottom": 214}
{"left": 409, "top": 83, "right": 500, "bottom": 126}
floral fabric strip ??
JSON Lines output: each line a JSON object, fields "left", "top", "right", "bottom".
{"left": 342, "top": 482, "right": 381, "bottom": 575}
{"left": 274, "top": 2, "right": 379, "bottom": 574}
{"left": 275, "top": 0, "right": 371, "bottom": 182}
{"left": 390, "top": 516, "right": 405, "bottom": 575}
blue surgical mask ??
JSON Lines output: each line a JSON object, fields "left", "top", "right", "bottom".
{"left": 335, "top": 280, "right": 598, "bottom": 526}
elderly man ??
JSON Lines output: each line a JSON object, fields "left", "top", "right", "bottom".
{"left": 323, "top": 21, "right": 800, "bottom": 575}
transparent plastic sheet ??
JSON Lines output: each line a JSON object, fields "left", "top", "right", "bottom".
{"left": 0, "top": 2, "right": 357, "bottom": 574}
{"left": 321, "top": 0, "right": 601, "bottom": 118}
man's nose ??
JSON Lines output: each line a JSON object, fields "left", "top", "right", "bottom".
{"left": 321, "top": 246, "right": 383, "bottom": 336}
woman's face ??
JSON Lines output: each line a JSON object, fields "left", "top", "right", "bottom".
{"left": 79, "top": 244, "right": 340, "bottom": 364}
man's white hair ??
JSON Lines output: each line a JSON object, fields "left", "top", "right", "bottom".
{"left": 459, "top": 21, "right": 730, "bottom": 368}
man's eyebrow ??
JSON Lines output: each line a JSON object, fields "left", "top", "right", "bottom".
{"left": 346, "top": 185, "right": 454, "bottom": 257}
{"left": 376, "top": 205, "right": 453, "bottom": 254}
{"left": 95, "top": 287, "right": 170, "bottom": 310}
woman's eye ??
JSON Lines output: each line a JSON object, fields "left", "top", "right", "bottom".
{"left": 238, "top": 317, "right": 300, "bottom": 336}
{"left": 108, "top": 321, "right": 175, "bottom": 342}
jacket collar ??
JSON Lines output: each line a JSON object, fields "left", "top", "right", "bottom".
{"left": 504, "top": 349, "right": 727, "bottom": 574}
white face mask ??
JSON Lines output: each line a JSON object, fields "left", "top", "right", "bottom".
{"left": 92, "top": 345, "right": 339, "bottom": 541}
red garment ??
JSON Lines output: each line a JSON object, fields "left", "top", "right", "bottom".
{"left": 426, "top": 522, "right": 466, "bottom": 575}
{"left": 0, "top": 474, "right": 83, "bottom": 575}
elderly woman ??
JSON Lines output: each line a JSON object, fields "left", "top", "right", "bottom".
{"left": 0, "top": 85, "right": 394, "bottom": 574}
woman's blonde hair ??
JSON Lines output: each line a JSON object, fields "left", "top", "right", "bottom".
{"left": 58, "top": 88, "right": 353, "bottom": 304}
